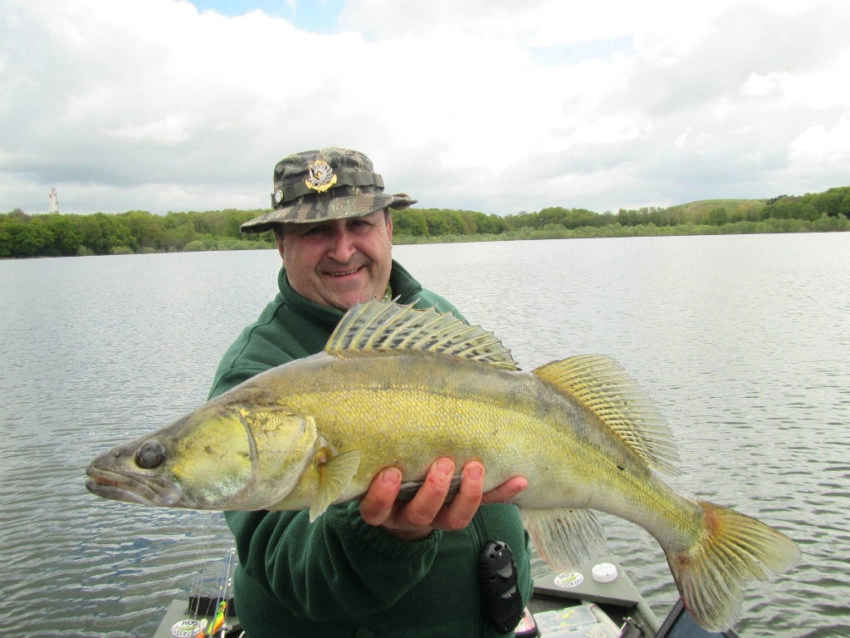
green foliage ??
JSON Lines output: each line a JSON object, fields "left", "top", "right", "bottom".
{"left": 2, "top": 187, "right": 848, "bottom": 259}
{"left": 0, "top": 208, "right": 274, "bottom": 258}
{"left": 662, "top": 199, "right": 767, "bottom": 225}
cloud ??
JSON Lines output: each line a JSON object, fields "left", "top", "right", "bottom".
{"left": 1, "top": 0, "right": 849, "bottom": 216}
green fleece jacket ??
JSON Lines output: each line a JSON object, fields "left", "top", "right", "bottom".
{"left": 209, "top": 261, "right": 532, "bottom": 638}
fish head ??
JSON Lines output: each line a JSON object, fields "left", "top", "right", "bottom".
{"left": 86, "top": 388, "right": 320, "bottom": 510}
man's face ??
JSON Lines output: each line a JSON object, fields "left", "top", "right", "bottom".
{"left": 276, "top": 210, "right": 394, "bottom": 311}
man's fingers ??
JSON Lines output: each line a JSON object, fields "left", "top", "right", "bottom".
{"left": 403, "top": 458, "right": 456, "bottom": 527}
{"left": 481, "top": 476, "right": 528, "bottom": 505}
{"left": 434, "top": 461, "right": 485, "bottom": 530}
{"left": 360, "top": 460, "right": 528, "bottom": 540}
{"left": 360, "top": 467, "right": 403, "bottom": 526}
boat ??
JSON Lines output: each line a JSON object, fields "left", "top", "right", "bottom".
{"left": 525, "top": 553, "right": 741, "bottom": 637}
{"left": 152, "top": 552, "right": 741, "bottom": 638}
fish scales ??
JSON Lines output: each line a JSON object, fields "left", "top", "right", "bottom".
{"left": 262, "top": 350, "right": 650, "bottom": 515}
{"left": 86, "top": 300, "right": 800, "bottom": 631}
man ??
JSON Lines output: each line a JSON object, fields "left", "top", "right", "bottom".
{"left": 209, "top": 148, "right": 532, "bottom": 637}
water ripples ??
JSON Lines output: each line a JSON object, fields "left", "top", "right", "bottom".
{"left": 2, "top": 237, "right": 849, "bottom": 636}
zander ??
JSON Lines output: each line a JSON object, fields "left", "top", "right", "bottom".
{"left": 86, "top": 300, "right": 800, "bottom": 631}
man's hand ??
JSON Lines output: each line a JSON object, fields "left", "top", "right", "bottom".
{"left": 359, "top": 458, "right": 528, "bottom": 541}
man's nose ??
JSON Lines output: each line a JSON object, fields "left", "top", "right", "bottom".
{"left": 327, "top": 229, "right": 356, "bottom": 261}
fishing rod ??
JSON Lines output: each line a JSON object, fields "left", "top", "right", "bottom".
{"left": 197, "top": 538, "right": 236, "bottom": 638}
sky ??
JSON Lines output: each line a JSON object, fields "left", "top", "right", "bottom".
{"left": 2, "top": 0, "right": 849, "bottom": 217}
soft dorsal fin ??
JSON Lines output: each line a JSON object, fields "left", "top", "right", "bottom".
{"left": 325, "top": 300, "right": 518, "bottom": 370}
{"left": 534, "top": 354, "right": 680, "bottom": 475}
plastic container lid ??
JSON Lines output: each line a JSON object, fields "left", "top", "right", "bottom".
{"left": 592, "top": 562, "right": 618, "bottom": 583}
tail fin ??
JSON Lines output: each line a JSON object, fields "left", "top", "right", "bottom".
{"left": 665, "top": 500, "right": 800, "bottom": 631}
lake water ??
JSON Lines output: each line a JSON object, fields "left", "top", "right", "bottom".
{"left": 1, "top": 234, "right": 848, "bottom": 637}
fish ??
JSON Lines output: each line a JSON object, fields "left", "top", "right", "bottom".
{"left": 85, "top": 300, "right": 800, "bottom": 631}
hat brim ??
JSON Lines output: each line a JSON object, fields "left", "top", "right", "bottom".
{"left": 241, "top": 191, "right": 417, "bottom": 233}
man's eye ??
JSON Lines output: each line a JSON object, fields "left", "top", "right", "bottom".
{"left": 350, "top": 220, "right": 372, "bottom": 233}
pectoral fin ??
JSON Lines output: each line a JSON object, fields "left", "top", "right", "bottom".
{"left": 520, "top": 508, "right": 608, "bottom": 572}
{"left": 309, "top": 450, "right": 362, "bottom": 522}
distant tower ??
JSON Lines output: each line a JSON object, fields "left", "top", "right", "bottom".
{"left": 48, "top": 187, "right": 59, "bottom": 213}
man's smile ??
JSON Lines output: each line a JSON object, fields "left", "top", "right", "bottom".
{"left": 324, "top": 265, "right": 364, "bottom": 277}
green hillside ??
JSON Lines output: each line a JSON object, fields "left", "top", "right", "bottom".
{"left": 2, "top": 187, "right": 848, "bottom": 258}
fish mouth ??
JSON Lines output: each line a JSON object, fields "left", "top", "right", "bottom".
{"left": 85, "top": 464, "right": 183, "bottom": 507}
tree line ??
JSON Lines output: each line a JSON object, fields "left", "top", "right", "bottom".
{"left": 2, "top": 186, "right": 848, "bottom": 258}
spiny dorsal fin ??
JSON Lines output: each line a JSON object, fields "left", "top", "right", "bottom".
{"left": 325, "top": 300, "right": 518, "bottom": 370}
{"left": 534, "top": 354, "right": 680, "bottom": 475}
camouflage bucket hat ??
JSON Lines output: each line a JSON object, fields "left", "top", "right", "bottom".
{"left": 241, "top": 147, "right": 417, "bottom": 233}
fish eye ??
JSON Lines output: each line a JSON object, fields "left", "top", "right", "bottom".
{"left": 135, "top": 440, "right": 166, "bottom": 469}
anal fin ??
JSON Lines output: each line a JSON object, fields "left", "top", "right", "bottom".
{"left": 521, "top": 508, "right": 609, "bottom": 572}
